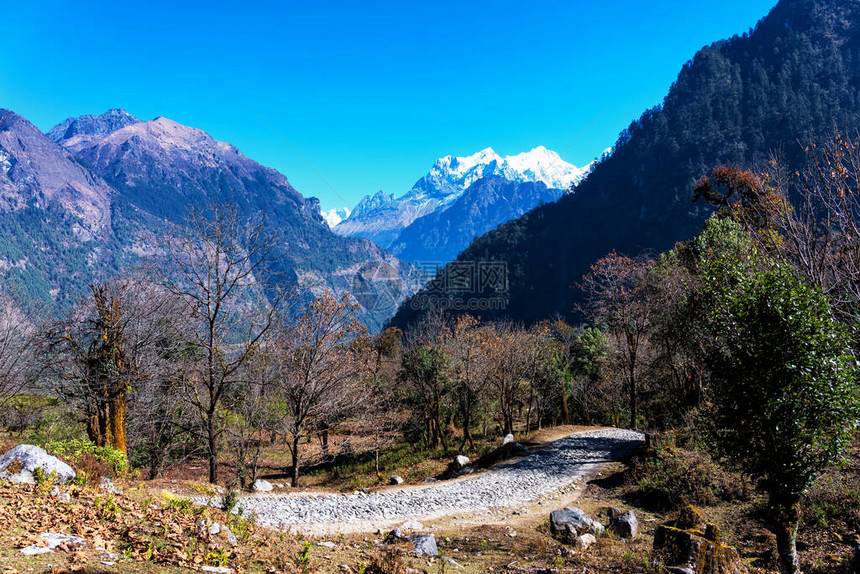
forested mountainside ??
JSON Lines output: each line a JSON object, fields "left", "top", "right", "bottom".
{"left": 391, "top": 0, "right": 860, "bottom": 328}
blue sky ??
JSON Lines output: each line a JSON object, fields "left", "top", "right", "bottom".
{"left": 0, "top": 0, "right": 778, "bottom": 211}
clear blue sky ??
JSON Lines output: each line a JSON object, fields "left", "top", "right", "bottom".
{"left": 0, "top": 0, "right": 778, "bottom": 212}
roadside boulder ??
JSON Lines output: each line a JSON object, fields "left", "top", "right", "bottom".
{"left": 252, "top": 479, "right": 273, "bottom": 492}
{"left": 0, "top": 445, "right": 75, "bottom": 484}
{"left": 390, "top": 475, "right": 404, "bottom": 485}
{"left": 653, "top": 524, "right": 747, "bottom": 574}
{"left": 453, "top": 455, "right": 470, "bottom": 469}
{"left": 550, "top": 507, "right": 604, "bottom": 543}
{"left": 502, "top": 433, "right": 515, "bottom": 445}
{"left": 609, "top": 510, "right": 638, "bottom": 538}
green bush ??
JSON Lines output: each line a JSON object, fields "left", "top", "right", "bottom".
{"left": 633, "top": 435, "right": 747, "bottom": 510}
{"left": 44, "top": 439, "right": 130, "bottom": 478}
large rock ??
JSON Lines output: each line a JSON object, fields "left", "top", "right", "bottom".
{"left": 550, "top": 507, "right": 604, "bottom": 543}
{"left": 653, "top": 524, "right": 748, "bottom": 574}
{"left": 453, "top": 455, "right": 470, "bottom": 469}
{"left": 0, "top": 445, "right": 75, "bottom": 484}
{"left": 502, "top": 433, "right": 515, "bottom": 445}
{"left": 252, "top": 479, "right": 273, "bottom": 492}
{"left": 609, "top": 510, "right": 638, "bottom": 538}
{"left": 390, "top": 475, "right": 404, "bottom": 485}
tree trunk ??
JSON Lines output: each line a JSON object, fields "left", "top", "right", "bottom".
{"left": 771, "top": 497, "right": 801, "bottom": 574}
{"left": 291, "top": 434, "right": 301, "bottom": 487}
{"left": 207, "top": 413, "right": 218, "bottom": 484}
{"left": 628, "top": 365, "right": 638, "bottom": 430}
{"left": 87, "top": 414, "right": 101, "bottom": 445}
{"left": 561, "top": 390, "right": 570, "bottom": 425}
{"left": 107, "top": 392, "right": 127, "bottom": 455}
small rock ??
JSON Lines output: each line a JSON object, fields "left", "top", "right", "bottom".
{"left": 100, "top": 477, "right": 120, "bottom": 494}
{"left": 318, "top": 541, "right": 336, "bottom": 549}
{"left": 400, "top": 519, "right": 423, "bottom": 531}
{"left": 457, "top": 465, "right": 475, "bottom": 476}
{"left": 100, "top": 561, "right": 116, "bottom": 566}
{"left": 50, "top": 485, "right": 60, "bottom": 497}
{"left": 502, "top": 433, "right": 515, "bottom": 445}
{"left": 21, "top": 532, "right": 86, "bottom": 555}
{"left": 208, "top": 522, "right": 221, "bottom": 536}
{"left": 408, "top": 533, "right": 438, "bottom": 556}
{"left": 252, "top": 479, "right": 273, "bottom": 492}
{"left": 575, "top": 533, "right": 597, "bottom": 550}
{"left": 58, "top": 493, "right": 71, "bottom": 502}
{"left": 385, "top": 528, "right": 407, "bottom": 543}
{"left": 389, "top": 475, "right": 404, "bottom": 485}
{"left": 609, "top": 510, "right": 638, "bottom": 539}
{"left": 453, "top": 455, "right": 470, "bottom": 469}
{"left": 443, "top": 556, "right": 465, "bottom": 569}
{"left": 550, "top": 507, "right": 603, "bottom": 543}
{"left": 222, "top": 527, "right": 238, "bottom": 547}
{"left": 424, "top": 477, "right": 438, "bottom": 483}
{"left": 200, "top": 567, "right": 233, "bottom": 573}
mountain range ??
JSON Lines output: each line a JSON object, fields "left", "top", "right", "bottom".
{"left": 391, "top": 0, "right": 860, "bottom": 328}
{"left": 333, "top": 146, "right": 597, "bottom": 260}
{"left": 0, "top": 108, "right": 415, "bottom": 330}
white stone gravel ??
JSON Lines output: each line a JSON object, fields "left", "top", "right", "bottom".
{"left": 202, "top": 428, "right": 642, "bottom": 529}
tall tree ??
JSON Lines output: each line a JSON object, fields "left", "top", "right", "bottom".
{"left": 155, "top": 201, "right": 284, "bottom": 484}
{"left": 697, "top": 216, "right": 860, "bottom": 574}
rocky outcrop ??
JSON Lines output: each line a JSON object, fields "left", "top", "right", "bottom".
{"left": 653, "top": 523, "right": 747, "bottom": 574}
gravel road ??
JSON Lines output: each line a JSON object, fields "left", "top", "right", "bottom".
{"left": 209, "top": 428, "right": 643, "bottom": 530}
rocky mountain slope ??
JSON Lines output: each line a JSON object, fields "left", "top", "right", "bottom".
{"left": 391, "top": 0, "right": 860, "bottom": 328}
{"left": 0, "top": 109, "right": 413, "bottom": 329}
{"left": 389, "top": 176, "right": 565, "bottom": 263}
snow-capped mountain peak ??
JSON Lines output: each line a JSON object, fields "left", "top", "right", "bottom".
{"left": 334, "top": 145, "right": 604, "bottom": 248}
{"left": 499, "top": 146, "right": 591, "bottom": 191}
{"left": 321, "top": 206, "right": 350, "bottom": 228}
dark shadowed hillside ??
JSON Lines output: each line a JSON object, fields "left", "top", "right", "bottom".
{"left": 391, "top": 0, "right": 860, "bottom": 328}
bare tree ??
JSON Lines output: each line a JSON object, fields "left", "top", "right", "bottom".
{"left": 579, "top": 252, "right": 652, "bottom": 430}
{"left": 0, "top": 296, "right": 42, "bottom": 407}
{"left": 483, "top": 322, "right": 529, "bottom": 437}
{"left": 154, "top": 201, "right": 285, "bottom": 484}
{"left": 445, "top": 315, "right": 489, "bottom": 450}
{"left": 271, "top": 292, "right": 367, "bottom": 487}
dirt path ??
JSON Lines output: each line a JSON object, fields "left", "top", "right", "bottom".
{"left": 213, "top": 428, "right": 643, "bottom": 535}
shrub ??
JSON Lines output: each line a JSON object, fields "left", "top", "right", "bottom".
{"left": 44, "top": 439, "right": 130, "bottom": 478}
{"left": 633, "top": 435, "right": 746, "bottom": 509}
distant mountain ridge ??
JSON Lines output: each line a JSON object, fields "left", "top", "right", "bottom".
{"left": 391, "top": 0, "right": 860, "bottom": 328}
{"left": 0, "top": 108, "right": 414, "bottom": 330}
{"left": 334, "top": 146, "right": 598, "bottom": 259}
